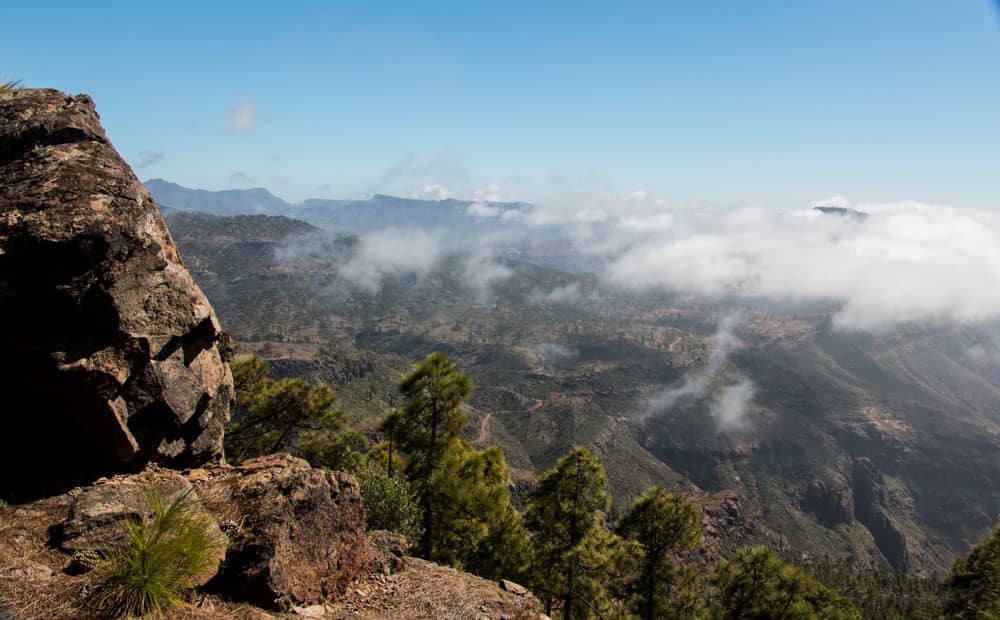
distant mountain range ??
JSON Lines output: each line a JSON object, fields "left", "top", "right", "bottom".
{"left": 144, "top": 179, "right": 531, "bottom": 234}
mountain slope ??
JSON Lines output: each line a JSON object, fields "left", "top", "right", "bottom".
{"left": 164, "top": 209, "right": 1000, "bottom": 575}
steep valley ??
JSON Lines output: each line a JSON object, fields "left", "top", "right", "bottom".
{"left": 163, "top": 209, "right": 1000, "bottom": 576}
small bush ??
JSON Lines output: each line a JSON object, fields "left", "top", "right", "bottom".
{"left": 353, "top": 461, "right": 423, "bottom": 543}
{"left": 95, "top": 489, "right": 224, "bottom": 619}
{"left": 0, "top": 80, "right": 20, "bottom": 94}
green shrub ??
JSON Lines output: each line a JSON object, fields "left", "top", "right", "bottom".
{"left": 353, "top": 461, "right": 423, "bottom": 543}
{"left": 95, "top": 489, "right": 224, "bottom": 619}
{"left": 0, "top": 80, "right": 20, "bottom": 94}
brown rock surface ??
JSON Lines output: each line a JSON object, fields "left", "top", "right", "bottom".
{"left": 55, "top": 468, "right": 227, "bottom": 587}
{"left": 0, "top": 89, "right": 233, "bottom": 500}
{"left": 318, "top": 557, "right": 549, "bottom": 620}
{"left": 194, "top": 454, "right": 370, "bottom": 611}
{"left": 0, "top": 455, "right": 376, "bottom": 618}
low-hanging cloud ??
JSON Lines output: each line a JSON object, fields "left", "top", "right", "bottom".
{"left": 339, "top": 228, "right": 443, "bottom": 293}
{"left": 710, "top": 378, "right": 755, "bottom": 432}
{"left": 605, "top": 201, "right": 1000, "bottom": 331}
{"left": 462, "top": 250, "right": 513, "bottom": 303}
{"left": 528, "top": 283, "right": 586, "bottom": 305}
{"left": 135, "top": 150, "right": 165, "bottom": 169}
{"left": 641, "top": 314, "right": 755, "bottom": 431}
{"left": 530, "top": 342, "right": 577, "bottom": 367}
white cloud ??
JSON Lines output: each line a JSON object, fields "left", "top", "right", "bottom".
{"left": 529, "top": 283, "right": 585, "bottom": 305}
{"left": 500, "top": 209, "right": 523, "bottom": 221}
{"left": 462, "top": 250, "right": 513, "bottom": 303}
{"left": 618, "top": 213, "right": 674, "bottom": 232}
{"left": 413, "top": 184, "right": 451, "bottom": 200}
{"left": 339, "top": 228, "right": 442, "bottom": 293}
{"left": 575, "top": 209, "right": 609, "bottom": 224}
{"left": 606, "top": 201, "right": 1000, "bottom": 331}
{"left": 135, "top": 150, "right": 164, "bottom": 169}
{"left": 474, "top": 183, "right": 510, "bottom": 202}
{"left": 230, "top": 100, "right": 256, "bottom": 133}
{"left": 467, "top": 202, "right": 501, "bottom": 218}
{"left": 710, "top": 378, "right": 755, "bottom": 432}
{"left": 811, "top": 195, "right": 851, "bottom": 209}
{"left": 642, "top": 314, "right": 755, "bottom": 432}
{"left": 531, "top": 342, "right": 577, "bottom": 366}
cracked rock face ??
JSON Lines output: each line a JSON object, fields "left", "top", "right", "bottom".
{"left": 0, "top": 89, "right": 233, "bottom": 500}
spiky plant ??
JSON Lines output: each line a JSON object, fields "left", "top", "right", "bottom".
{"left": 95, "top": 489, "right": 224, "bottom": 619}
{"left": 0, "top": 80, "right": 21, "bottom": 94}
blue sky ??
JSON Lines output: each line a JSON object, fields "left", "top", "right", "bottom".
{"left": 4, "top": 1, "right": 1000, "bottom": 208}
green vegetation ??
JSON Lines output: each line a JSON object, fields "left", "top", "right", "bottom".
{"left": 0, "top": 80, "right": 20, "bottom": 94}
{"left": 710, "top": 546, "right": 861, "bottom": 620}
{"left": 615, "top": 487, "right": 705, "bottom": 620}
{"left": 395, "top": 352, "right": 473, "bottom": 557}
{"left": 389, "top": 352, "right": 531, "bottom": 577}
{"left": 226, "top": 356, "right": 365, "bottom": 469}
{"left": 809, "top": 558, "right": 944, "bottom": 619}
{"left": 945, "top": 521, "right": 1000, "bottom": 619}
{"left": 353, "top": 460, "right": 423, "bottom": 543}
{"left": 525, "top": 447, "right": 634, "bottom": 619}
{"left": 218, "top": 351, "right": 986, "bottom": 619}
{"left": 95, "top": 489, "right": 224, "bottom": 619}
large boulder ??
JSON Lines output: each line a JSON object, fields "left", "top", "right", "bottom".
{"left": 194, "top": 454, "right": 370, "bottom": 610}
{"left": 56, "top": 468, "right": 226, "bottom": 587}
{"left": 0, "top": 89, "right": 233, "bottom": 500}
{"left": 0, "top": 456, "right": 372, "bottom": 617}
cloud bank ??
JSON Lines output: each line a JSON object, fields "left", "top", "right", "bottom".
{"left": 603, "top": 200, "right": 1000, "bottom": 331}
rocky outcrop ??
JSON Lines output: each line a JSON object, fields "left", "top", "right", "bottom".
{"left": 852, "top": 457, "right": 910, "bottom": 570}
{"left": 194, "top": 454, "right": 370, "bottom": 611}
{"left": 0, "top": 89, "right": 233, "bottom": 500}
{"left": 55, "top": 469, "right": 226, "bottom": 586}
{"left": 800, "top": 474, "right": 855, "bottom": 528}
{"left": 0, "top": 455, "right": 372, "bottom": 618}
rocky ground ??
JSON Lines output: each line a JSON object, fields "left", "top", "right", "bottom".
{"left": 0, "top": 459, "right": 547, "bottom": 620}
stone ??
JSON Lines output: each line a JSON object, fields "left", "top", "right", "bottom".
{"left": 56, "top": 469, "right": 227, "bottom": 586}
{"left": 367, "top": 529, "right": 409, "bottom": 575}
{"left": 0, "top": 89, "right": 233, "bottom": 500}
{"left": 195, "top": 454, "right": 369, "bottom": 611}
{"left": 499, "top": 579, "right": 528, "bottom": 596}
{"left": 3, "top": 560, "right": 53, "bottom": 581}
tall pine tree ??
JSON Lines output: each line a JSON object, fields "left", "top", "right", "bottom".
{"left": 392, "top": 352, "right": 530, "bottom": 577}
{"left": 525, "top": 447, "right": 634, "bottom": 619}
{"left": 396, "top": 352, "right": 472, "bottom": 558}
{"left": 615, "top": 487, "right": 706, "bottom": 620}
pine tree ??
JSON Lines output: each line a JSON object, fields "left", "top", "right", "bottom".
{"left": 710, "top": 546, "right": 861, "bottom": 620}
{"left": 615, "top": 487, "right": 706, "bottom": 620}
{"left": 393, "top": 352, "right": 530, "bottom": 576}
{"left": 945, "top": 521, "right": 1000, "bottom": 619}
{"left": 427, "top": 440, "right": 530, "bottom": 576}
{"left": 525, "top": 447, "right": 634, "bottom": 619}
{"left": 225, "top": 356, "right": 365, "bottom": 468}
{"left": 376, "top": 407, "right": 404, "bottom": 476}
{"left": 396, "top": 352, "right": 472, "bottom": 558}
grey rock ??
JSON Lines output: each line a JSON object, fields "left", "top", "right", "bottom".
{"left": 0, "top": 89, "right": 233, "bottom": 500}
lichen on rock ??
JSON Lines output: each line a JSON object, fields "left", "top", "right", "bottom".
{"left": 0, "top": 89, "right": 234, "bottom": 500}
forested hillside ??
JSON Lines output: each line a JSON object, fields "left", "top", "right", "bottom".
{"left": 165, "top": 209, "right": 1000, "bottom": 579}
